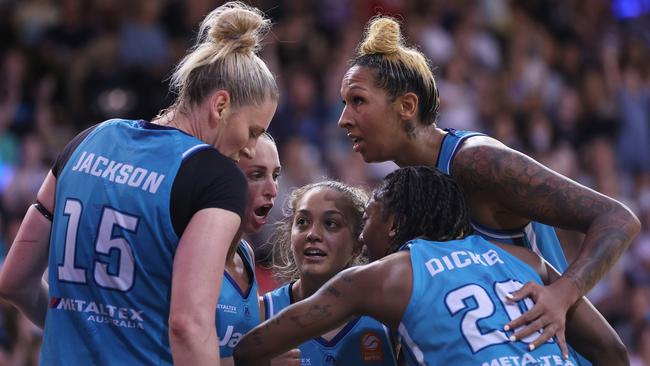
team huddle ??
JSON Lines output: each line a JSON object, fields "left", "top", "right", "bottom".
{"left": 0, "top": 2, "right": 641, "bottom": 366}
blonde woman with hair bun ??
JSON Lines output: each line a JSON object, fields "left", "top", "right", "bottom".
{"left": 337, "top": 15, "right": 639, "bottom": 359}
{"left": 0, "top": 2, "right": 278, "bottom": 365}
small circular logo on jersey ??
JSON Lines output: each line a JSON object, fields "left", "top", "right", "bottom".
{"left": 360, "top": 332, "right": 384, "bottom": 362}
{"left": 362, "top": 333, "right": 380, "bottom": 350}
{"left": 323, "top": 354, "right": 336, "bottom": 364}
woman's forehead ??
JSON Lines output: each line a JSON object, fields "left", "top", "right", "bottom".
{"left": 341, "top": 66, "right": 375, "bottom": 91}
{"left": 298, "top": 188, "right": 357, "bottom": 217}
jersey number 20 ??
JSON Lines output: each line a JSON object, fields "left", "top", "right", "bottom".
{"left": 445, "top": 280, "right": 543, "bottom": 353}
{"left": 57, "top": 198, "right": 139, "bottom": 291}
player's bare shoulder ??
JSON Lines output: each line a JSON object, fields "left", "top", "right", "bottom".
{"left": 492, "top": 242, "right": 548, "bottom": 283}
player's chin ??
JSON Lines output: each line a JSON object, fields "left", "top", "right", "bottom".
{"left": 359, "top": 148, "right": 389, "bottom": 164}
{"left": 359, "top": 150, "right": 379, "bottom": 163}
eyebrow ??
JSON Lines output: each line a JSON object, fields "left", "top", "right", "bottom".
{"left": 346, "top": 85, "right": 367, "bottom": 92}
{"left": 295, "top": 209, "right": 344, "bottom": 216}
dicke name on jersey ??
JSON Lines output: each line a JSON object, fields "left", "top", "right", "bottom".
{"left": 71, "top": 151, "right": 165, "bottom": 194}
{"left": 425, "top": 249, "right": 505, "bottom": 277}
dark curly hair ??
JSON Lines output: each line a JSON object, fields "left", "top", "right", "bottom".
{"left": 375, "top": 166, "right": 470, "bottom": 254}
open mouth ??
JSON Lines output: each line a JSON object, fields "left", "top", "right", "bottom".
{"left": 347, "top": 133, "right": 363, "bottom": 151}
{"left": 347, "top": 133, "right": 362, "bottom": 144}
{"left": 254, "top": 204, "right": 273, "bottom": 218}
{"left": 304, "top": 248, "right": 327, "bottom": 257}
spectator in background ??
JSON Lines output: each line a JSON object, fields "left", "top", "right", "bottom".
{"left": 119, "top": 0, "right": 170, "bottom": 69}
{"left": 0, "top": 0, "right": 648, "bottom": 361}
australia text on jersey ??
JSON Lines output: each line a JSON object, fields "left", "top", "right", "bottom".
{"left": 70, "top": 151, "right": 165, "bottom": 194}
{"left": 50, "top": 297, "right": 145, "bottom": 330}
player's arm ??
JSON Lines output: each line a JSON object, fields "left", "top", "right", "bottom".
{"left": 498, "top": 244, "right": 628, "bottom": 365}
{"left": 234, "top": 267, "right": 366, "bottom": 365}
{"left": 233, "top": 253, "right": 410, "bottom": 365}
{"left": 170, "top": 151, "right": 248, "bottom": 365}
{"left": 170, "top": 207, "right": 240, "bottom": 365}
{"left": 256, "top": 294, "right": 302, "bottom": 365}
{"left": 547, "top": 263, "right": 629, "bottom": 366}
{"left": 454, "top": 138, "right": 640, "bottom": 337}
{"left": 0, "top": 172, "right": 56, "bottom": 328}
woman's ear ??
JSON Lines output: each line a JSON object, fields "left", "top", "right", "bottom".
{"left": 387, "top": 215, "right": 397, "bottom": 238}
{"left": 397, "top": 92, "right": 418, "bottom": 120}
{"left": 209, "top": 90, "right": 231, "bottom": 128}
{"left": 352, "top": 237, "right": 363, "bottom": 258}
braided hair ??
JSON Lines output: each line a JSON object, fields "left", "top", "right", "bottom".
{"left": 375, "top": 166, "right": 470, "bottom": 254}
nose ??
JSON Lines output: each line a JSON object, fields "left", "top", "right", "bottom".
{"left": 263, "top": 178, "right": 278, "bottom": 199}
{"left": 338, "top": 107, "right": 352, "bottom": 130}
{"left": 241, "top": 146, "right": 255, "bottom": 160}
{"left": 306, "top": 225, "right": 322, "bottom": 242}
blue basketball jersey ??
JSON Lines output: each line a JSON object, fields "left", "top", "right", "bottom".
{"left": 398, "top": 237, "right": 579, "bottom": 365}
{"left": 42, "top": 119, "right": 213, "bottom": 365}
{"left": 263, "top": 284, "right": 397, "bottom": 366}
{"left": 436, "top": 129, "right": 569, "bottom": 272}
{"left": 216, "top": 240, "right": 261, "bottom": 357}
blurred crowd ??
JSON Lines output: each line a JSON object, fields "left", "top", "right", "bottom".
{"left": 0, "top": 0, "right": 649, "bottom": 364}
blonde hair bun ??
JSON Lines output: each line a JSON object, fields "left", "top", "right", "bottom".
{"left": 359, "top": 17, "right": 402, "bottom": 56}
{"left": 203, "top": 1, "right": 270, "bottom": 55}
{"left": 169, "top": 1, "right": 277, "bottom": 109}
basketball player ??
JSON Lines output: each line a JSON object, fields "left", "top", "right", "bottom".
{"left": 234, "top": 167, "right": 627, "bottom": 366}
{"left": 261, "top": 181, "right": 397, "bottom": 366}
{"left": 0, "top": 2, "right": 278, "bottom": 364}
{"left": 337, "top": 16, "right": 640, "bottom": 349}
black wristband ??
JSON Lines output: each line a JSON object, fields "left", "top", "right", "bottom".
{"left": 33, "top": 201, "right": 53, "bottom": 222}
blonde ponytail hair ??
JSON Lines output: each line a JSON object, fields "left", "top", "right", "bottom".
{"left": 170, "top": 1, "right": 278, "bottom": 109}
{"left": 353, "top": 16, "right": 440, "bottom": 125}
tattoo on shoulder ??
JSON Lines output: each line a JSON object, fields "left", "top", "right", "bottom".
{"left": 453, "top": 145, "right": 615, "bottom": 227}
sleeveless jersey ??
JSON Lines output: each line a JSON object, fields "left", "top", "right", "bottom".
{"left": 216, "top": 240, "right": 261, "bottom": 357}
{"left": 398, "top": 237, "right": 579, "bottom": 365}
{"left": 42, "top": 119, "right": 213, "bottom": 365}
{"left": 263, "top": 284, "right": 396, "bottom": 366}
{"left": 436, "top": 128, "right": 569, "bottom": 272}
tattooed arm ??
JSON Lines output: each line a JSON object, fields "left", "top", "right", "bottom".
{"left": 453, "top": 137, "right": 640, "bottom": 341}
{"left": 233, "top": 253, "right": 411, "bottom": 365}
{"left": 497, "top": 243, "right": 629, "bottom": 365}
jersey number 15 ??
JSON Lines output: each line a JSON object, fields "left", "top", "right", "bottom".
{"left": 57, "top": 198, "right": 139, "bottom": 291}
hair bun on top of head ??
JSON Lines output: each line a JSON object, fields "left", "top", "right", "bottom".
{"left": 359, "top": 16, "right": 403, "bottom": 56}
{"left": 203, "top": 1, "right": 271, "bottom": 55}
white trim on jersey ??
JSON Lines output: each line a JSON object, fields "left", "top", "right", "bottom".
{"left": 444, "top": 137, "right": 466, "bottom": 174}
{"left": 470, "top": 223, "right": 525, "bottom": 239}
{"left": 398, "top": 323, "right": 426, "bottom": 366}
{"left": 264, "top": 293, "right": 274, "bottom": 317}
{"left": 240, "top": 239, "right": 256, "bottom": 264}
{"left": 523, "top": 223, "right": 542, "bottom": 257}
{"left": 181, "top": 143, "right": 211, "bottom": 159}
{"left": 382, "top": 324, "right": 398, "bottom": 365}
